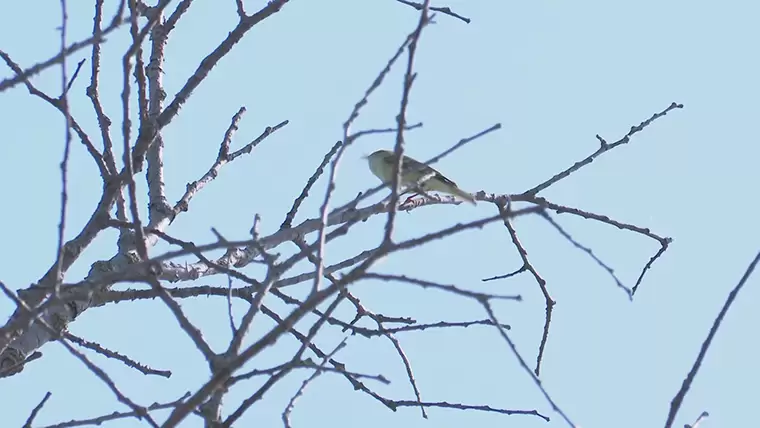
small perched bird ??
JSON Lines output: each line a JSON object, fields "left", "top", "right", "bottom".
{"left": 365, "top": 149, "right": 477, "bottom": 205}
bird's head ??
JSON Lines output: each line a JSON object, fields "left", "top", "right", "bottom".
{"left": 363, "top": 150, "right": 391, "bottom": 162}
{"left": 365, "top": 150, "right": 394, "bottom": 179}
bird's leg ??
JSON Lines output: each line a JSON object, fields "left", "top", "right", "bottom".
{"left": 407, "top": 186, "right": 439, "bottom": 205}
{"left": 402, "top": 186, "right": 425, "bottom": 205}
{"left": 403, "top": 193, "right": 420, "bottom": 205}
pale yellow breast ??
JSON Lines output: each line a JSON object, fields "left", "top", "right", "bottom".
{"left": 368, "top": 155, "right": 393, "bottom": 183}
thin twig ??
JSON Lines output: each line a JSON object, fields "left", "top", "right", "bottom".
{"left": 346, "top": 122, "right": 423, "bottom": 143}
{"left": 64, "top": 332, "right": 171, "bottom": 377}
{"left": 541, "top": 212, "right": 632, "bottom": 298}
{"left": 282, "top": 338, "right": 350, "bottom": 427}
{"left": 38, "top": 392, "right": 191, "bottom": 428}
{"left": 519, "top": 102, "right": 684, "bottom": 197}
{"left": 226, "top": 275, "right": 237, "bottom": 335}
{"left": 364, "top": 273, "right": 522, "bottom": 302}
{"left": 87, "top": 0, "right": 117, "bottom": 176}
{"left": 481, "top": 300, "right": 574, "bottom": 427}
{"left": 0, "top": 51, "right": 108, "bottom": 178}
{"left": 173, "top": 116, "right": 287, "bottom": 220}
{"left": 663, "top": 250, "right": 760, "bottom": 428}
{"left": 391, "top": 400, "right": 549, "bottom": 420}
{"left": 281, "top": 140, "right": 343, "bottom": 229}
{"left": 23, "top": 391, "right": 52, "bottom": 428}
{"left": 394, "top": 0, "right": 471, "bottom": 23}
{"left": 165, "top": 0, "right": 195, "bottom": 33}
{"left": 232, "top": 358, "right": 389, "bottom": 385}
{"left": 497, "top": 202, "right": 554, "bottom": 376}
{"left": 684, "top": 411, "right": 709, "bottom": 428}
{"left": 235, "top": 0, "right": 246, "bottom": 18}
{"left": 0, "top": 16, "right": 128, "bottom": 92}
{"left": 55, "top": 0, "right": 72, "bottom": 297}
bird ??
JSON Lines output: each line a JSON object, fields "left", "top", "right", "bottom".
{"left": 365, "top": 149, "right": 477, "bottom": 205}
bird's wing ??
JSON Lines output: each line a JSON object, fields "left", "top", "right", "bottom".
{"left": 381, "top": 153, "right": 459, "bottom": 187}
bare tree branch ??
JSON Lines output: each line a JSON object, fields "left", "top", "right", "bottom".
{"left": 23, "top": 391, "right": 52, "bottom": 428}
{"left": 481, "top": 300, "right": 574, "bottom": 426}
{"left": 37, "top": 393, "right": 192, "bottom": 428}
{"left": 131, "top": 0, "right": 291, "bottom": 171}
{"left": 0, "top": 10, "right": 127, "bottom": 93}
{"left": 64, "top": 332, "right": 171, "bottom": 378}
{"left": 663, "top": 250, "right": 760, "bottom": 428}
{"left": 394, "top": 0, "right": 471, "bottom": 23}
{"left": 1, "top": 2, "right": 699, "bottom": 427}
{"left": 0, "top": 281, "right": 156, "bottom": 426}
{"left": 519, "top": 102, "right": 684, "bottom": 198}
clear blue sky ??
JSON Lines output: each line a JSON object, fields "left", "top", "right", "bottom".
{"left": 1, "top": 1, "right": 759, "bottom": 427}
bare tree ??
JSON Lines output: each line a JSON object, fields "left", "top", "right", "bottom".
{"left": 4, "top": 1, "right": 746, "bottom": 428}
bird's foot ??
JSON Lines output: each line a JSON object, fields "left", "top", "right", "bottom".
{"left": 403, "top": 195, "right": 418, "bottom": 205}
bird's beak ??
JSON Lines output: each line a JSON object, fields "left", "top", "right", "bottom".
{"left": 361, "top": 153, "right": 370, "bottom": 160}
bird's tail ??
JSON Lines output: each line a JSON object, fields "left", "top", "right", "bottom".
{"left": 449, "top": 186, "right": 477, "bottom": 205}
